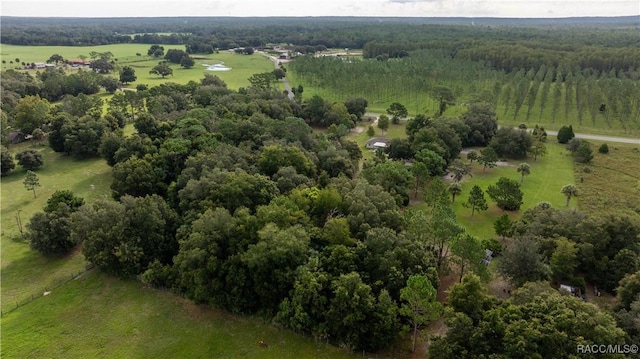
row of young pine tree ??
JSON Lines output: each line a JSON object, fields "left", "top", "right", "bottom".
{"left": 289, "top": 51, "right": 640, "bottom": 128}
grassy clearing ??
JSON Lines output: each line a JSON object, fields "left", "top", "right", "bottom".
{"left": 347, "top": 120, "right": 577, "bottom": 239}
{"left": 1, "top": 142, "right": 112, "bottom": 312}
{"left": 287, "top": 70, "right": 453, "bottom": 117}
{"left": 127, "top": 51, "right": 274, "bottom": 89}
{"left": 1, "top": 271, "right": 358, "bottom": 359}
{"left": 0, "top": 44, "right": 274, "bottom": 89}
{"left": 0, "top": 44, "right": 184, "bottom": 71}
{"left": 449, "top": 142, "right": 576, "bottom": 239}
{"left": 573, "top": 141, "right": 640, "bottom": 220}
{"left": 349, "top": 120, "right": 408, "bottom": 162}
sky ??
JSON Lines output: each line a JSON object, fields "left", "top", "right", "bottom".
{"left": 1, "top": 0, "right": 638, "bottom": 18}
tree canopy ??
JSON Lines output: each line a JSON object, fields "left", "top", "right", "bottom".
{"left": 487, "top": 177, "right": 524, "bottom": 211}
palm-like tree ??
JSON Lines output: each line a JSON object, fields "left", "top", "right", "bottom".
{"left": 449, "top": 182, "right": 462, "bottom": 203}
{"left": 517, "top": 163, "right": 531, "bottom": 183}
{"left": 561, "top": 184, "right": 578, "bottom": 206}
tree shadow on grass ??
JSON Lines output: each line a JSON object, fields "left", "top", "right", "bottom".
{"left": 1, "top": 244, "right": 87, "bottom": 313}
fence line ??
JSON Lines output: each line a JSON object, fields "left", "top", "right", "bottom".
{"left": 1, "top": 264, "right": 95, "bottom": 317}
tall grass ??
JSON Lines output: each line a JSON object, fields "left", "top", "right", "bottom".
{"left": 573, "top": 141, "right": 640, "bottom": 221}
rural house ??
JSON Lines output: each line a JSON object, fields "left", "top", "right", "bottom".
{"left": 365, "top": 137, "right": 391, "bottom": 150}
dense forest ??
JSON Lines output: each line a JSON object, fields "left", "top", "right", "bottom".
{"left": 2, "top": 17, "right": 640, "bottom": 356}
{"left": 3, "top": 68, "right": 640, "bottom": 355}
{"left": 2, "top": 16, "right": 639, "bottom": 53}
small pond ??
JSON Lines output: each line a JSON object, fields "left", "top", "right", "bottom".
{"left": 206, "top": 64, "right": 231, "bottom": 71}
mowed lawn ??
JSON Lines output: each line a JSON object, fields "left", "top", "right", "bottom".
{"left": 0, "top": 44, "right": 275, "bottom": 89}
{"left": 347, "top": 119, "right": 577, "bottom": 239}
{"left": 1, "top": 271, "right": 358, "bottom": 359}
{"left": 0, "top": 143, "right": 112, "bottom": 313}
{"left": 0, "top": 44, "right": 186, "bottom": 71}
{"left": 450, "top": 141, "right": 576, "bottom": 239}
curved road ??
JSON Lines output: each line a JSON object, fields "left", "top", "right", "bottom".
{"left": 364, "top": 112, "right": 640, "bottom": 145}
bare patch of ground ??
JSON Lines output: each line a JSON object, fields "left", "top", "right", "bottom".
{"left": 436, "top": 272, "right": 458, "bottom": 303}
{"left": 176, "top": 296, "right": 210, "bottom": 321}
{"left": 585, "top": 282, "right": 617, "bottom": 311}
{"left": 488, "top": 274, "right": 513, "bottom": 299}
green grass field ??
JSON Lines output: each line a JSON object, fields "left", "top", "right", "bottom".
{"left": 1, "top": 271, "right": 357, "bottom": 359}
{"left": 0, "top": 142, "right": 112, "bottom": 313}
{"left": 0, "top": 44, "right": 275, "bottom": 89}
{"left": 573, "top": 141, "right": 640, "bottom": 220}
{"left": 449, "top": 141, "right": 576, "bottom": 239}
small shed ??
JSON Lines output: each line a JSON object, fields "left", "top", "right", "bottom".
{"left": 7, "top": 130, "right": 25, "bottom": 144}
{"left": 482, "top": 249, "right": 494, "bottom": 266}
{"left": 559, "top": 284, "right": 585, "bottom": 300}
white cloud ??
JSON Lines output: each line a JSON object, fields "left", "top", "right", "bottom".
{"left": 1, "top": 0, "right": 638, "bottom": 18}
{"left": 387, "top": 0, "right": 442, "bottom": 3}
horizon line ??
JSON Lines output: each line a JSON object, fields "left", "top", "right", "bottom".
{"left": 2, "top": 14, "right": 639, "bottom": 19}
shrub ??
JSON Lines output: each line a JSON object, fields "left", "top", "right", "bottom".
{"left": 566, "top": 138, "right": 582, "bottom": 152}
{"left": 598, "top": 143, "right": 609, "bottom": 154}
{"left": 1, "top": 146, "right": 15, "bottom": 175}
{"left": 557, "top": 125, "right": 575, "bottom": 144}
{"left": 15, "top": 150, "right": 44, "bottom": 170}
{"left": 574, "top": 142, "right": 594, "bottom": 163}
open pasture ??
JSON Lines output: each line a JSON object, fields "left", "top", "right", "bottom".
{"left": 0, "top": 143, "right": 112, "bottom": 313}
{"left": 0, "top": 43, "right": 185, "bottom": 71}
{"left": 0, "top": 44, "right": 274, "bottom": 89}
{"left": 1, "top": 271, "right": 357, "bottom": 359}
{"left": 573, "top": 141, "right": 640, "bottom": 220}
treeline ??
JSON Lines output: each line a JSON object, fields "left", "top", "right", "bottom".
{"left": 455, "top": 42, "right": 640, "bottom": 74}
{"left": 3, "top": 17, "right": 638, "bottom": 57}
{"left": 429, "top": 201, "right": 640, "bottom": 357}
{"left": 363, "top": 40, "right": 640, "bottom": 74}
